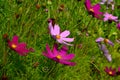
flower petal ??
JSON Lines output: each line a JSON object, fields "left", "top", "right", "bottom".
{"left": 60, "top": 30, "right": 70, "bottom": 37}
{"left": 62, "top": 54, "right": 75, "bottom": 60}
{"left": 57, "top": 39, "right": 73, "bottom": 46}
{"left": 95, "top": 37, "right": 104, "bottom": 43}
{"left": 54, "top": 25, "right": 60, "bottom": 35}
{"left": 46, "top": 44, "right": 54, "bottom": 57}
{"left": 59, "top": 60, "right": 76, "bottom": 66}
{"left": 12, "top": 35, "right": 19, "bottom": 44}
{"left": 52, "top": 44, "right": 59, "bottom": 56}
{"left": 62, "top": 37, "right": 74, "bottom": 42}
{"left": 85, "top": 0, "right": 91, "bottom": 10}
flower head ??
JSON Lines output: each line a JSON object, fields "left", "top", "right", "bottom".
{"left": 85, "top": 0, "right": 103, "bottom": 19}
{"left": 8, "top": 35, "right": 34, "bottom": 56}
{"left": 96, "top": 37, "right": 114, "bottom": 46}
{"left": 116, "top": 22, "right": 120, "bottom": 30}
{"left": 104, "top": 66, "right": 116, "bottom": 76}
{"left": 42, "top": 44, "right": 76, "bottom": 66}
{"left": 48, "top": 21, "right": 74, "bottom": 46}
{"left": 103, "top": 12, "right": 118, "bottom": 22}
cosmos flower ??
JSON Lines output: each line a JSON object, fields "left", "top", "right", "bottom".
{"left": 84, "top": 0, "right": 103, "bottom": 19}
{"left": 103, "top": 12, "right": 118, "bottom": 22}
{"left": 98, "top": 43, "right": 112, "bottom": 62}
{"left": 42, "top": 44, "right": 76, "bottom": 66}
{"left": 99, "top": 0, "right": 114, "bottom": 10}
{"left": 116, "top": 22, "right": 120, "bottom": 30}
{"left": 8, "top": 35, "right": 34, "bottom": 56}
{"left": 104, "top": 66, "right": 116, "bottom": 76}
{"left": 48, "top": 20, "right": 74, "bottom": 46}
{"left": 96, "top": 37, "right": 114, "bottom": 46}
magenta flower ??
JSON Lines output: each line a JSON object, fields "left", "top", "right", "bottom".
{"left": 85, "top": 0, "right": 103, "bottom": 19}
{"left": 104, "top": 66, "right": 116, "bottom": 76}
{"left": 48, "top": 21, "right": 74, "bottom": 46}
{"left": 116, "top": 22, "right": 120, "bottom": 30}
{"left": 96, "top": 37, "right": 114, "bottom": 46}
{"left": 42, "top": 44, "right": 76, "bottom": 66}
{"left": 8, "top": 35, "right": 34, "bottom": 56}
{"left": 103, "top": 12, "right": 118, "bottom": 22}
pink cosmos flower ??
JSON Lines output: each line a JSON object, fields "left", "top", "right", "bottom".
{"left": 116, "top": 22, "right": 120, "bottom": 30}
{"left": 96, "top": 37, "right": 114, "bottom": 46}
{"left": 42, "top": 44, "right": 76, "bottom": 66}
{"left": 104, "top": 66, "right": 116, "bottom": 76}
{"left": 8, "top": 35, "right": 34, "bottom": 56}
{"left": 85, "top": 0, "right": 103, "bottom": 19}
{"left": 48, "top": 20, "right": 74, "bottom": 46}
{"left": 103, "top": 12, "right": 118, "bottom": 22}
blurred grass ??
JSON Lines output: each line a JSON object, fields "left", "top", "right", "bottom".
{"left": 1, "top": 0, "right": 120, "bottom": 80}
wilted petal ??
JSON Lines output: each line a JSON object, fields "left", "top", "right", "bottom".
{"left": 107, "top": 40, "right": 114, "bottom": 46}
{"left": 96, "top": 37, "right": 104, "bottom": 43}
{"left": 99, "top": 0, "right": 106, "bottom": 4}
{"left": 98, "top": 44, "right": 112, "bottom": 62}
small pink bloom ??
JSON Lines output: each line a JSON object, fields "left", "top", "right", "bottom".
{"left": 42, "top": 44, "right": 76, "bottom": 66}
{"left": 85, "top": 0, "right": 103, "bottom": 19}
{"left": 103, "top": 12, "right": 118, "bottom": 22}
{"left": 104, "top": 66, "right": 116, "bottom": 76}
{"left": 48, "top": 20, "right": 74, "bottom": 46}
{"left": 8, "top": 35, "right": 34, "bottom": 56}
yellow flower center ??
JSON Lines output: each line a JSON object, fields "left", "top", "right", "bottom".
{"left": 109, "top": 71, "right": 113, "bottom": 75}
{"left": 56, "top": 55, "right": 62, "bottom": 59}
{"left": 56, "top": 35, "right": 61, "bottom": 39}
{"left": 11, "top": 44, "right": 17, "bottom": 49}
{"left": 104, "top": 39, "right": 109, "bottom": 43}
{"left": 89, "top": 8, "right": 94, "bottom": 12}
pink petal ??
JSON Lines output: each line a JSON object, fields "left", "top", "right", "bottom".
{"left": 42, "top": 51, "right": 53, "bottom": 58}
{"left": 93, "top": 4, "right": 100, "bottom": 11}
{"left": 12, "top": 35, "right": 19, "bottom": 44}
{"left": 57, "top": 39, "right": 73, "bottom": 46}
{"left": 46, "top": 44, "right": 54, "bottom": 57}
{"left": 85, "top": 0, "right": 91, "bottom": 10}
{"left": 60, "top": 30, "right": 70, "bottom": 38}
{"left": 54, "top": 25, "right": 60, "bottom": 35}
{"left": 62, "top": 37, "right": 74, "bottom": 42}
{"left": 59, "top": 60, "right": 76, "bottom": 66}
{"left": 62, "top": 54, "right": 75, "bottom": 60}
{"left": 52, "top": 44, "right": 59, "bottom": 56}
{"left": 104, "top": 17, "right": 109, "bottom": 21}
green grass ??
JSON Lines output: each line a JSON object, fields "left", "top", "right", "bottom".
{"left": 1, "top": 0, "right": 120, "bottom": 80}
